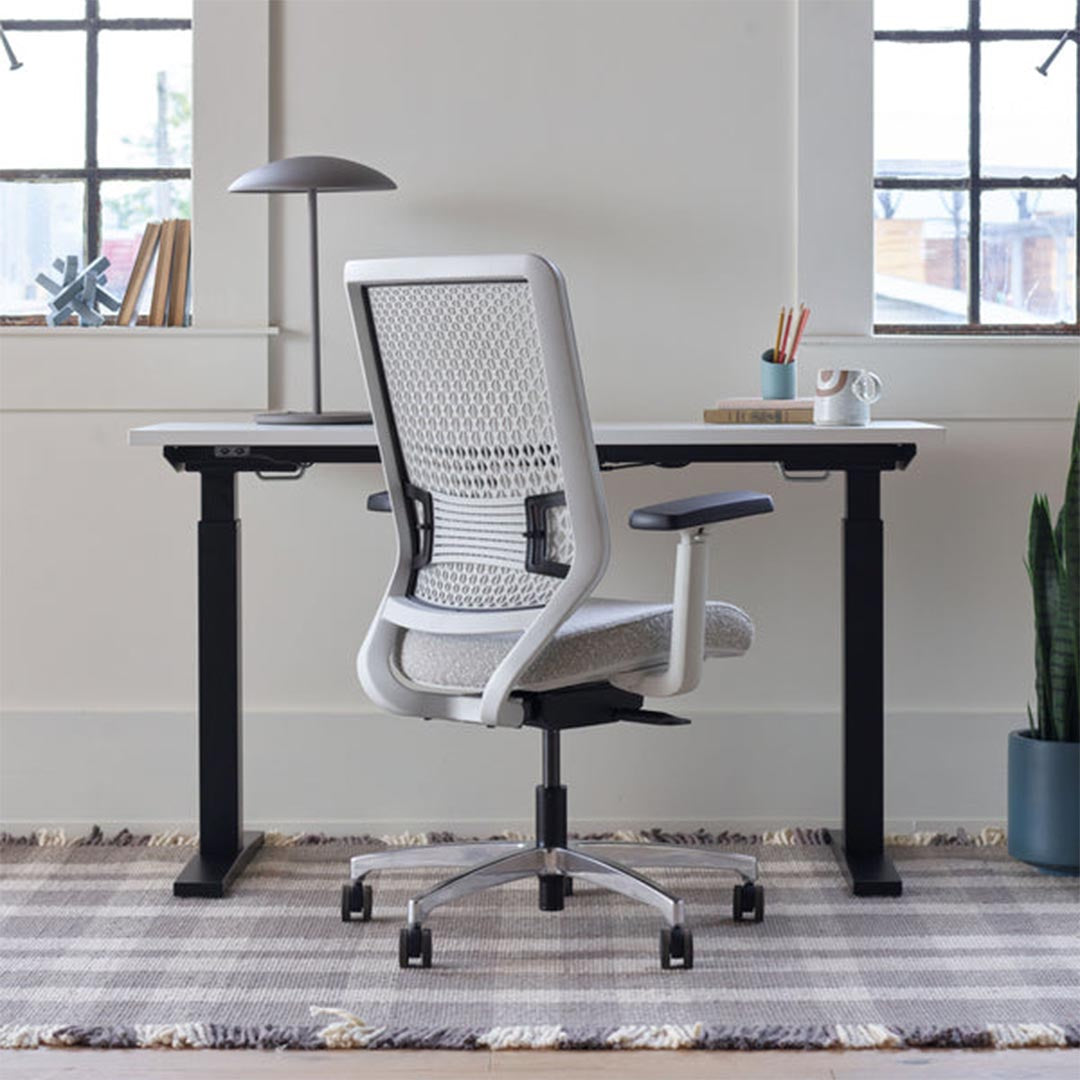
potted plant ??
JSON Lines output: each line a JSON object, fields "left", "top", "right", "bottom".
{"left": 1009, "top": 401, "right": 1079, "bottom": 875}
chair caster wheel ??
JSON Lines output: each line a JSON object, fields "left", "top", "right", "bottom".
{"left": 733, "top": 882, "right": 764, "bottom": 923}
{"left": 341, "top": 881, "right": 373, "bottom": 922}
{"left": 399, "top": 925, "right": 433, "bottom": 968}
{"left": 659, "top": 926, "right": 693, "bottom": 970}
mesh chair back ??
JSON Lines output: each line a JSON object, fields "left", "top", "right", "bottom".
{"left": 352, "top": 260, "right": 596, "bottom": 612}
{"left": 346, "top": 255, "right": 609, "bottom": 726}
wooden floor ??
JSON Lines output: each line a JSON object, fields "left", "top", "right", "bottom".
{"left": 2, "top": 1048, "right": 1077, "bottom": 1079}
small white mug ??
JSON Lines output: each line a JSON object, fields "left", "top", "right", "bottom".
{"left": 814, "top": 368, "right": 883, "bottom": 427}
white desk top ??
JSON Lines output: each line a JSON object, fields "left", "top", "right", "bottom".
{"left": 129, "top": 420, "right": 944, "bottom": 448}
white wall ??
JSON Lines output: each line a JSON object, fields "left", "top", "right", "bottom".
{"left": 1, "top": 0, "right": 1075, "bottom": 835}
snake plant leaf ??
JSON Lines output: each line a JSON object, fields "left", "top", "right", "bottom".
{"left": 1025, "top": 404, "right": 1079, "bottom": 743}
{"left": 1053, "top": 401, "right": 1079, "bottom": 741}
{"left": 1047, "top": 554, "right": 1076, "bottom": 743}
{"left": 1027, "top": 494, "right": 1058, "bottom": 740}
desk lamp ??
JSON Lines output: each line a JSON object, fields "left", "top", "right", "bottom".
{"left": 229, "top": 155, "right": 396, "bottom": 424}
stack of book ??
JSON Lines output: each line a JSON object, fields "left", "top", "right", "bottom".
{"left": 704, "top": 397, "right": 814, "bottom": 424}
{"left": 117, "top": 219, "right": 192, "bottom": 327}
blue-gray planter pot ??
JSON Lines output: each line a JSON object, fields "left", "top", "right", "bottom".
{"left": 1007, "top": 730, "right": 1079, "bottom": 875}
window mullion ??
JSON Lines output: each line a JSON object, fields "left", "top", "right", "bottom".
{"left": 968, "top": 0, "right": 981, "bottom": 325}
{"left": 85, "top": 0, "right": 100, "bottom": 262}
{"left": 1074, "top": 0, "right": 1079, "bottom": 332}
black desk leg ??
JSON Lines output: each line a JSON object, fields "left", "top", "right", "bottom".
{"left": 173, "top": 468, "right": 264, "bottom": 897}
{"left": 831, "top": 467, "right": 903, "bottom": 897}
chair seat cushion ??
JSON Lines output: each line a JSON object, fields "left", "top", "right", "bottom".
{"left": 395, "top": 598, "right": 754, "bottom": 693}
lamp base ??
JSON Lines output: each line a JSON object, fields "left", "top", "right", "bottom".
{"left": 254, "top": 410, "right": 372, "bottom": 425}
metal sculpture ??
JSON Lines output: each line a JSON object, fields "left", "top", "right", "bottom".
{"left": 36, "top": 254, "right": 121, "bottom": 327}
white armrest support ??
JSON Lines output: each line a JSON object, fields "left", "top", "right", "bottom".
{"left": 612, "top": 527, "right": 710, "bottom": 698}
{"left": 613, "top": 489, "right": 772, "bottom": 698}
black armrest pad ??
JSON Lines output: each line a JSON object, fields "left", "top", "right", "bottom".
{"left": 367, "top": 490, "right": 392, "bottom": 513}
{"left": 629, "top": 490, "right": 774, "bottom": 530}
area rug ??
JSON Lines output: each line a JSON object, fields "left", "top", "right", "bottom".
{"left": 1, "top": 828, "right": 1077, "bottom": 1051}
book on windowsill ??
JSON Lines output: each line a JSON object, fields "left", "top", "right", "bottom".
{"left": 704, "top": 397, "right": 814, "bottom": 424}
{"left": 167, "top": 219, "right": 192, "bottom": 327}
{"left": 116, "top": 221, "right": 162, "bottom": 327}
{"left": 148, "top": 219, "right": 178, "bottom": 327}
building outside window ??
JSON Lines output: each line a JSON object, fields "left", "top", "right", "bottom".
{"left": 873, "top": 0, "right": 1078, "bottom": 332}
{"left": 0, "top": 1, "right": 192, "bottom": 320}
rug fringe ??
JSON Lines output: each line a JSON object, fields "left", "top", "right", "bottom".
{"left": 310, "top": 1007, "right": 384, "bottom": 1049}
{"left": 1, "top": 1022, "right": 1075, "bottom": 1051}
{"left": 478, "top": 1025, "right": 566, "bottom": 1050}
{"left": 989, "top": 1023, "right": 1072, "bottom": 1048}
{"left": 834, "top": 1024, "right": 904, "bottom": 1049}
{"left": 605, "top": 1023, "right": 704, "bottom": 1049}
{"left": 0, "top": 825, "right": 1009, "bottom": 848}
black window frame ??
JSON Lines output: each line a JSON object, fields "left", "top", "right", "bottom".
{"left": 0, "top": 0, "right": 192, "bottom": 319}
{"left": 874, "top": 0, "right": 1080, "bottom": 336}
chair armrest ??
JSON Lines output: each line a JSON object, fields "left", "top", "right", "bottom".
{"left": 367, "top": 490, "right": 392, "bottom": 512}
{"left": 629, "top": 490, "right": 773, "bottom": 531}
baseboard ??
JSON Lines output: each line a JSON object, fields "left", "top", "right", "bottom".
{"left": 0, "top": 708, "right": 1021, "bottom": 834}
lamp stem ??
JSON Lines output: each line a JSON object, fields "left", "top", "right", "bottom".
{"left": 307, "top": 188, "right": 322, "bottom": 415}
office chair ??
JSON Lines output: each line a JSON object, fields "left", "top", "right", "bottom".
{"left": 342, "top": 254, "right": 772, "bottom": 970}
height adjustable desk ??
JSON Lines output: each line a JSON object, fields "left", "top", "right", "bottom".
{"left": 130, "top": 420, "right": 943, "bottom": 899}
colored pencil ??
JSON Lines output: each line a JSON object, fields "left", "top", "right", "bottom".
{"left": 788, "top": 305, "right": 811, "bottom": 363}
{"left": 772, "top": 307, "right": 785, "bottom": 364}
{"left": 778, "top": 306, "right": 794, "bottom": 364}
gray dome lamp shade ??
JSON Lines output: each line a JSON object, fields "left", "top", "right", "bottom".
{"left": 229, "top": 156, "right": 397, "bottom": 424}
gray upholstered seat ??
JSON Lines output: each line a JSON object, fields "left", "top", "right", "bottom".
{"left": 396, "top": 598, "right": 753, "bottom": 693}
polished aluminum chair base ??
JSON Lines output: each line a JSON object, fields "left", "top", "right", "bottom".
{"left": 342, "top": 721, "right": 764, "bottom": 969}
{"left": 348, "top": 839, "right": 758, "bottom": 929}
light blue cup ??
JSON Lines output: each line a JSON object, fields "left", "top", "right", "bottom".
{"left": 760, "top": 355, "right": 797, "bottom": 400}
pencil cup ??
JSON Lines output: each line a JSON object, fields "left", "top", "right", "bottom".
{"left": 760, "top": 356, "right": 797, "bottom": 400}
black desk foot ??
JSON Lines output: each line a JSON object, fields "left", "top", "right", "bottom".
{"left": 173, "top": 831, "right": 265, "bottom": 898}
{"left": 828, "top": 830, "right": 903, "bottom": 897}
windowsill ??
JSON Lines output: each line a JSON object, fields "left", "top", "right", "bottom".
{"left": 0, "top": 325, "right": 279, "bottom": 338}
{"left": 808, "top": 334, "right": 1079, "bottom": 347}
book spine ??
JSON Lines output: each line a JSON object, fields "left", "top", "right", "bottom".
{"left": 117, "top": 222, "right": 160, "bottom": 326}
{"left": 149, "top": 219, "right": 177, "bottom": 327}
{"left": 704, "top": 409, "right": 813, "bottom": 424}
{"left": 167, "top": 220, "right": 191, "bottom": 327}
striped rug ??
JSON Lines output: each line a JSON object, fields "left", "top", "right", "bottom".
{"left": 1, "top": 828, "right": 1077, "bottom": 1051}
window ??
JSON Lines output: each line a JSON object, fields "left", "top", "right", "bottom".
{"left": 0, "top": 1, "right": 192, "bottom": 321}
{"left": 873, "top": 0, "right": 1078, "bottom": 333}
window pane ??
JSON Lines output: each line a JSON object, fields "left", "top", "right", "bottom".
{"left": 0, "top": 2, "right": 85, "bottom": 16}
{"left": 874, "top": 0, "right": 969, "bottom": 31}
{"left": 875, "top": 189, "right": 970, "bottom": 324}
{"left": 101, "top": 178, "right": 190, "bottom": 314}
{"left": 98, "top": 1, "right": 193, "bottom": 16}
{"left": 982, "top": 41, "right": 1076, "bottom": 178}
{"left": 874, "top": 43, "right": 969, "bottom": 178}
{"left": 0, "top": 182, "right": 84, "bottom": 316}
{"left": 97, "top": 30, "right": 191, "bottom": 168}
{"left": 981, "top": 0, "right": 1077, "bottom": 30}
{"left": 0, "top": 31, "right": 84, "bottom": 168}
{"left": 981, "top": 189, "right": 1077, "bottom": 324}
